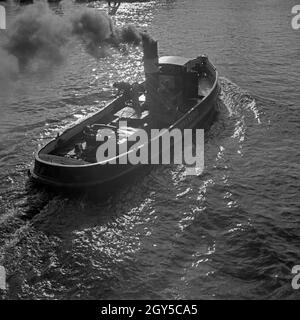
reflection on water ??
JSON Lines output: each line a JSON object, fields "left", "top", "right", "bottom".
{"left": 0, "top": 0, "right": 300, "bottom": 299}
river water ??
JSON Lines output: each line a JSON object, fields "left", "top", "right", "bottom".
{"left": 0, "top": 0, "right": 299, "bottom": 299}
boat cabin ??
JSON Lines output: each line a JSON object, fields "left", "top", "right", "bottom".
{"left": 153, "top": 55, "right": 209, "bottom": 120}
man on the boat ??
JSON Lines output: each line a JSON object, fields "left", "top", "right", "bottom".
{"left": 113, "top": 81, "right": 131, "bottom": 96}
{"left": 81, "top": 125, "right": 98, "bottom": 162}
{"left": 74, "top": 143, "right": 84, "bottom": 159}
{"left": 113, "top": 81, "right": 143, "bottom": 117}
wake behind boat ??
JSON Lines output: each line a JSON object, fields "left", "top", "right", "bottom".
{"left": 29, "top": 35, "right": 219, "bottom": 188}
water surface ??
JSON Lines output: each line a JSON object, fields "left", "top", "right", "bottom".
{"left": 0, "top": 0, "right": 299, "bottom": 299}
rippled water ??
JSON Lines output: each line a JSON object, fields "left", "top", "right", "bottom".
{"left": 0, "top": 0, "right": 299, "bottom": 299}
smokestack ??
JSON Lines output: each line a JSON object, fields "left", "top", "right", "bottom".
{"left": 142, "top": 34, "right": 160, "bottom": 119}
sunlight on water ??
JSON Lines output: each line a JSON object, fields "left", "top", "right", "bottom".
{"left": 0, "top": 0, "right": 299, "bottom": 300}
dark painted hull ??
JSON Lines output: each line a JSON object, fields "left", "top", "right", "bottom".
{"left": 30, "top": 59, "right": 219, "bottom": 189}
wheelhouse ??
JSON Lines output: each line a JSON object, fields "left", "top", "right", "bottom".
{"left": 156, "top": 55, "right": 212, "bottom": 118}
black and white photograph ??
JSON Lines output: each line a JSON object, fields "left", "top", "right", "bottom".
{"left": 0, "top": 0, "right": 299, "bottom": 303}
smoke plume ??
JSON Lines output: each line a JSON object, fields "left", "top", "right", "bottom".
{"left": 4, "top": 1, "right": 70, "bottom": 70}
{"left": 0, "top": 48, "right": 19, "bottom": 90}
{"left": 0, "top": 1, "right": 145, "bottom": 83}
{"left": 70, "top": 8, "right": 116, "bottom": 58}
{"left": 119, "top": 25, "right": 143, "bottom": 45}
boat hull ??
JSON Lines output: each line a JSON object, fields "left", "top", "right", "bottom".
{"left": 29, "top": 97, "right": 218, "bottom": 188}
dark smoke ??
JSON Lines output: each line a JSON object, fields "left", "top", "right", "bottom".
{"left": 119, "top": 25, "right": 143, "bottom": 45}
{"left": 70, "top": 8, "right": 116, "bottom": 58}
{"left": 4, "top": 1, "right": 70, "bottom": 70}
{"left": 0, "top": 0, "right": 146, "bottom": 85}
{"left": 0, "top": 48, "right": 19, "bottom": 90}
{"left": 70, "top": 9, "right": 144, "bottom": 57}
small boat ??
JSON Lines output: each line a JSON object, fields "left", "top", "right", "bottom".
{"left": 30, "top": 36, "right": 219, "bottom": 188}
